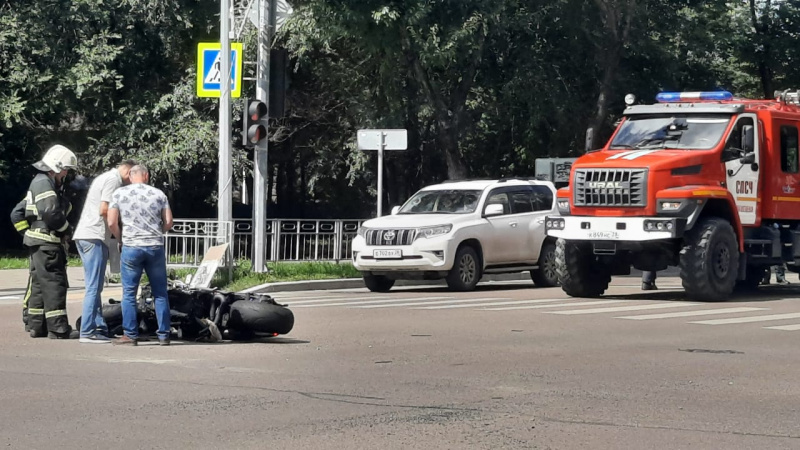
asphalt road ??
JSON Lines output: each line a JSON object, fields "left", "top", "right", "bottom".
{"left": 1, "top": 274, "right": 800, "bottom": 449}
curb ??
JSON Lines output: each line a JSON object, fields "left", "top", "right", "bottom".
{"left": 243, "top": 272, "right": 533, "bottom": 293}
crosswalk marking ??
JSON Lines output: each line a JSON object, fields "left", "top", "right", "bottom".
{"left": 281, "top": 295, "right": 391, "bottom": 305}
{"left": 763, "top": 324, "right": 800, "bottom": 331}
{"left": 616, "top": 307, "right": 768, "bottom": 320}
{"left": 690, "top": 312, "right": 800, "bottom": 325}
{"left": 482, "top": 300, "right": 626, "bottom": 311}
{"left": 415, "top": 299, "right": 572, "bottom": 310}
{"left": 0, "top": 296, "right": 20, "bottom": 300}
{"left": 291, "top": 296, "right": 455, "bottom": 308}
{"left": 357, "top": 297, "right": 510, "bottom": 309}
{"left": 549, "top": 302, "right": 698, "bottom": 315}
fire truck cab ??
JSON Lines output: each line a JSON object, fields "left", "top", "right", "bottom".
{"left": 546, "top": 90, "right": 800, "bottom": 301}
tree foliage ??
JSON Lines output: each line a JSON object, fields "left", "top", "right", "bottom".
{"left": 2, "top": 0, "right": 799, "bottom": 247}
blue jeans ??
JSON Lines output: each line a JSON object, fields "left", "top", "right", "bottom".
{"left": 120, "top": 245, "right": 170, "bottom": 340}
{"left": 77, "top": 239, "right": 109, "bottom": 338}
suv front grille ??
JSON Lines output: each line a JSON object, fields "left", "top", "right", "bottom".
{"left": 365, "top": 229, "right": 417, "bottom": 246}
{"left": 574, "top": 168, "right": 647, "bottom": 207}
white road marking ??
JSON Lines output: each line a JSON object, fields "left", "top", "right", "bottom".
{"left": 690, "top": 312, "right": 800, "bottom": 325}
{"left": 292, "top": 296, "right": 455, "bottom": 308}
{"left": 415, "top": 299, "right": 572, "bottom": 310}
{"left": 357, "top": 297, "right": 512, "bottom": 309}
{"left": 616, "top": 307, "right": 768, "bottom": 320}
{"left": 763, "top": 324, "right": 800, "bottom": 331}
{"left": 482, "top": 300, "right": 627, "bottom": 311}
{"left": 549, "top": 302, "right": 699, "bottom": 315}
{"left": 0, "top": 296, "right": 20, "bottom": 300}
{"left": 281, "top": 295, "right": 391, "bottom": 305}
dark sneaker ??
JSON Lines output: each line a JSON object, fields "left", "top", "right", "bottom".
{"left": 48, "top": 330, "right": 80, "bottom": 339}
{"left": 112, "top": 335, "right": 138, "bottom": 346}
{"left": 642, "top": 282, "right": 658, "bottom": 291}
{"left": 158, "top": 338, "right": 171, "bottom": 346}
{"left": 79, "top": 334, "right": 112, "bottom": 344}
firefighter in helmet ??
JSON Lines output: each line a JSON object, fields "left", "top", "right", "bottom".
{"left": 10, "top": 197, "right": 32, "bottom": 330}
{"left": 23, "top": 145, "right": 79, "bottom": 339}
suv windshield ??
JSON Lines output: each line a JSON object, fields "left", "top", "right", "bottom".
{"left": 610, "top": 114, "right": 731, "bottom": 150}
{"left": 399, "top": 189, "right": 482, "bottom": 214}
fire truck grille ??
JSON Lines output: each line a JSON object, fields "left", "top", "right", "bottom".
{"left": 366, "top": 229, "right": 417, "bottom": 246}
{"left": 574, "top": 169, "right": 647, "bottom": 207}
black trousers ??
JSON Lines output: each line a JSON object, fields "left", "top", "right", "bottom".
{"left": 27, "top": 244, "right": 70, "bottom": 335}
{"left": 22, "top": 257, "right": 32, "bottom": 329}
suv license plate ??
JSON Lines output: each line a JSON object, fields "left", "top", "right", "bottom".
{"left": 586, "top": 231, "right": 619, "bottom": 240}
{"left": 374, "top": 249, "right": 402, "bottom": 259}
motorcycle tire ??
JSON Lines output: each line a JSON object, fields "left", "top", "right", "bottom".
{"left": 227, "top": 301, "right": 294, "bottom": 335}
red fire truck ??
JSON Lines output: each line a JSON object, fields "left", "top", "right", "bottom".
{"left": 546, "top": 90, "right": 800, "bottom": 301}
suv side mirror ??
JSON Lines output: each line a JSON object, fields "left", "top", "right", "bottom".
{"left": 742, "top": 125, "right": 755, "bottom": 153}
{"left": 484, "top": 203, "right": 504, "bottom": 217}
{"left": 391, "top": 206, "right": 400, "bottom": 215}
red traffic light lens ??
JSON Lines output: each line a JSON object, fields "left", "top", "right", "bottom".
{"left": 248, "top": 101, "right": 268, "bottom": 121}
{"left": 247, "top": 124, "right": 267, "bottom": 144}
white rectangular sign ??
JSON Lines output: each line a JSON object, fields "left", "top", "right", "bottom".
{"left": 357, "top": 129, "right": 408, "bottom": 150}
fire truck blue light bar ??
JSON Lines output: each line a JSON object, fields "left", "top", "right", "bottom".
{"left": 656, "top": 91, "right": 733, "bottom": 102}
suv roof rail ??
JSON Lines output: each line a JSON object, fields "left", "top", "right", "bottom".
{"left": 440, "top": 178, "right": 495, "bottom": 184}
{"left": 498, "top": 177, "right": 540, "bottom": 183}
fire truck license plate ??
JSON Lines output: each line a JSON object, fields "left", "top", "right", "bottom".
{"left": 374, "top": 249, "right": 402, "bottom": 259}
{"left": 585, "top": 231, "right": 619, "bottom": 240}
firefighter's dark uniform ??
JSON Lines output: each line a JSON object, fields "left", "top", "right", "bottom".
{"left": 10, "top": 199, "right": 32, "bottom": 330}
{"left": 23, "top": 172, "right": 73, "bottom": 337}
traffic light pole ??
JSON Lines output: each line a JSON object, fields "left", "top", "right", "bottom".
{"left": 252, "top": 0, "right": 275, "bottom": 273}
{"left": 218, "top": 0, "right": 233, "bottom": 225}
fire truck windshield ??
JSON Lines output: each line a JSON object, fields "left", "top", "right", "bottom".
{"left": 610, "top": 114, "right": 731, "bottom": 150}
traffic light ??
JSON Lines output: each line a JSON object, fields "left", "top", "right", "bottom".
{"left": 243, "top": 99, "right": 268, "bottom": 148}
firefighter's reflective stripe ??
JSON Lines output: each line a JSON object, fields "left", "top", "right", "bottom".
{"left": 45, "top": 309, "right": 67, "bottom": 319}
{"left": 28, "top": 308, "right": 44, "bottom": 315}
{"left": 34, "top": 191, "right": 57, "bottom": 203}
{"left": 14, "top": 220, "right": 29, "bottom": 231}
{"left": 23, "top": 275, "right": 32, "bottom": 308}
{"left": 24, "top": 229, "right": 60, "bottom": 244}
{"left": 25, "top": 204, "right": 39, "bottom": 216}
{"left": 56, "top": 221, "right": 69, "bottom": 232}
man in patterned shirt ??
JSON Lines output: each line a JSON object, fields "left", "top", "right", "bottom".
{"left": 107, "top": 164, "right": 174, "bottom": 346}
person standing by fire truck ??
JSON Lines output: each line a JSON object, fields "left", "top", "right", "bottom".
{"left": 23, "top": 145, "right": 80, "bottom": 339}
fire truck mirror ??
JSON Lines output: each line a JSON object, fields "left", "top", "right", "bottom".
{"left": 585, "top": 127, "right": 594, "bottom": 152}
{"left": 742, "top": 125, "right": 755, "bottom": 153}
{"left": 739, "top": 152, "right": 756, "bottom": 165}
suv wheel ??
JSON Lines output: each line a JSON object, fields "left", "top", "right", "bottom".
{"left": 446, "top": 246, "right": 482, "bottom": 291}
{"left": 363, "top": 274, "right": 395, "bottom": 292}
{"left": 531, "top": 240, "right": 559, "bottom": 287}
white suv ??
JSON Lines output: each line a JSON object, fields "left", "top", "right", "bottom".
{"left": 352, "top": 179, "right": 559, "bottom": 292}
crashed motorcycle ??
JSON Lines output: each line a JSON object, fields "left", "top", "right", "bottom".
{"left": 76, "top": 280, "right": 294, "bottom": 342}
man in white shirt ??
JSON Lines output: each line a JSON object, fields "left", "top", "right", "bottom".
{"left": 72, "top": 160, "right": 137, "bottom": 343}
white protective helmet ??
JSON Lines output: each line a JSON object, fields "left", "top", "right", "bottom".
{"left": 32, "top": 145, "right": 78, "bottom": 173}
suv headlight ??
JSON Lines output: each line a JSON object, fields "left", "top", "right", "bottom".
{"left": 356, "top": 226, "right": 368, "bottom": 238}
{"left": 416, "top": 224, "right": 453, "bottom": 239}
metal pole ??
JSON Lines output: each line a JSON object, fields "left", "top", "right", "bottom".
{"left": 252, "top": 0, "right": 271, "bottom": 272}
{"left": 377, "top": 132, "right": 385, "bottom": 217}
{"left": 218, "top": 0, "right": 232, "bottom": 224}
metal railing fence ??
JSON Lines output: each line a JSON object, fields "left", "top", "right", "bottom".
{"left": 166, "top": 218, "right": 365, "bottom": 267}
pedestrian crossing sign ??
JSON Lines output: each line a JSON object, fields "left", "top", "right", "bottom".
{"left": 196, "top": 42, "right": 243, "bottom": 98}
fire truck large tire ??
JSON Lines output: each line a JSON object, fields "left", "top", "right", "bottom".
{"left": 555, "top": 239, "right": 611, "bottom": 298}
{"left": 531, "top": 240, "right": 559, "bottom": 287}
{"left": 680, "top": 217, "right": 739, "bottom": 302}
{"left": 363, "top": 274, "right": 395, "bottom": 292}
